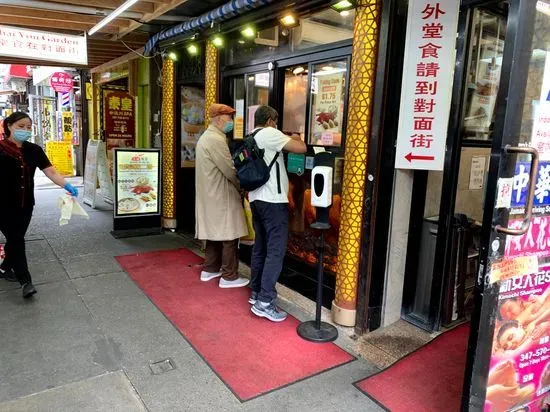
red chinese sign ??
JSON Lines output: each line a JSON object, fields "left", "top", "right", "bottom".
{"left": 395, "top": 1, "right": 460, "bottom": 170}
{"left": 49, "top": 72, "right": 73, "bottom": 93}
{"left": 103, "top": 90, "right": 135, "bottom": 175}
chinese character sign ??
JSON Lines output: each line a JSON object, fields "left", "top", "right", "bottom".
{"left": 395, "top": 1, "right": 460, "bottom": 170}
{"left": 103, "top": 91, "right": 136, "bottom": 176}
{"left": 0, "top": 25, "right": 86, "bottom": 65}
{"left": 62, "top": 112, "right": 72, "bottom": 142}
{"left": 511, "top": 161, "right": 550, "bottom": 209}
{"left": 50, "top": 72, "right": 74, "bottom": 93}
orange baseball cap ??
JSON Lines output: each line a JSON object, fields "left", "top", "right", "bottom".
{"left": 209, "top": 103, "right": 236, "bottom": 118}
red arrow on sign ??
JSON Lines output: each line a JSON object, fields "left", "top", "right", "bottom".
{"left": 405, "top": 152, "right": 435, "bottom": 163}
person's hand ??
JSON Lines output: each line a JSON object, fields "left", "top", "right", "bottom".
{"left": 64, "top": 183, "right": 78, "bottom": 197}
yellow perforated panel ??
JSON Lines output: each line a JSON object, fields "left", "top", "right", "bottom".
{"left": 162, "top": 59, "right": 176, "bottom": 221}
{"left": 335, "top": 0, "right": 381, "bottom": 310}
{"left": 205, "top": 41, "right": 219, "bottom": 126}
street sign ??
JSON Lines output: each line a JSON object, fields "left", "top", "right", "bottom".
{"left": 395, "top": 0, "right": 460, "bottom": 171}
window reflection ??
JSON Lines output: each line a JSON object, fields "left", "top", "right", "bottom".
{"left": 246, "top": 73, "right": 270, "bottom": 133}
{"left": 282, "top": 66, "right": 307, "bottom": 140}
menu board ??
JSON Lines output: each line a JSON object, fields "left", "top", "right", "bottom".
{"left": 310, "top": 69, "right": 346, "bottom": 147}
{"left": 114, "top": 149, "right": 160, "bottom": 217}
{"left": 45, "top": 141, "right": 73, "bottom": 176}
{"left": 180, "top": 87, "right": 205, "bottom": 168}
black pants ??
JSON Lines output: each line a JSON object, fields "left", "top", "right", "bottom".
{"left": 250, "top": 201, "right": 288, "bottom": 303}
{"left": 0, "top": 207, "right": 33, "bottom": 285}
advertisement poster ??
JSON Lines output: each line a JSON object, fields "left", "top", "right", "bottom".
{"left": 104, "top": 90, "right": 135, "bottom": 175}
{"left": 45, "top": 141, "right": 73, "bottom": 176}
{"left": 180, "top": 87, "right": 205, "bottom": 168}
{"left": 83, "top": 140, "right": 98, "bottom": 208}
{"left": 485, "top": 264, "right": 550, "bottom": 411}
{"left": 531, "top": 103, "right": 550, "bottom": 161}
{"left": 310, "top": 72, "right": 344, "bottom": 147}
{"left": 511, "top": 161, "right": 550, "bottom": 211}
{"left": 62, "top": 112, "right": 73, "bottom": 142}
{"left": 234, "top": 99, "right": 244, "bottom": 140}
{"left": 114, "top": 149, "right": 160, "bottom": 217}
{"left": 505, "top": 216, "right": 550, "bottom": 259}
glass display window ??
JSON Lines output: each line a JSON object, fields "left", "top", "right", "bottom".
{"left": 282, "top": 66, "right": 308, "bottom": 141}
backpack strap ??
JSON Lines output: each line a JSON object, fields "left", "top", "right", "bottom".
{"left": 267, "top": 152, "right": 280, "bottom": 170}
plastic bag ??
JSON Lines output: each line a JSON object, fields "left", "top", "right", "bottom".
{"left": 57, "top": 194, "right": 90, "bottom": 226}
{"left": 240, "top": 198, "right": 255, "bottom": 245}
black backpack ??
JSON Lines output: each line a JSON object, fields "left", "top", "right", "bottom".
{"left": 232, "top": 128, "right": 279, "bottom": 191}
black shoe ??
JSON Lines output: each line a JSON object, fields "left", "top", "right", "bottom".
{"left": 22, "top": 283, "right": 37, "bottom": 299}
{"left": 0, "top": 268, "right": 17, "bottom": 282}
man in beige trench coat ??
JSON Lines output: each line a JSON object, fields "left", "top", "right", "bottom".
{"left": 195, "top": 103, "right": 249, "bottom": 288}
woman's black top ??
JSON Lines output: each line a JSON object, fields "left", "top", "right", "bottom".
{"left": 0, "top": 141, "right": 52, "bottom": 211}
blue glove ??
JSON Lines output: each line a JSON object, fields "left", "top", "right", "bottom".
{"left": 64, "top": 183, "right": 78, "bottom": 197}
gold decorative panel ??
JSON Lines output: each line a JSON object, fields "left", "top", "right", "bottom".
{"left": 162, "top": 58, "right": 176, "bottom": 225}
{"left": 205, "top": 41, "right": 219, "bottom": 126}
{"left": 335, "top": 0, "right": 381, "bottom": 310}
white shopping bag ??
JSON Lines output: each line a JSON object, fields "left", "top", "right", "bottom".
{"left": 57, "top": 194, "right": 90, "bottom": 226}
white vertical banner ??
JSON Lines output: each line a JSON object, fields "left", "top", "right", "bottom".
{"left": 395, "top": 1, "right": 460, "bottom": 171}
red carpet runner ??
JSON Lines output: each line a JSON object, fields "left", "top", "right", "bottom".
{"left": 116, "top": 248, "right": 354, "bottom": 401}
{"left": 355, "top": 324, "right": 470, "bottom": 412}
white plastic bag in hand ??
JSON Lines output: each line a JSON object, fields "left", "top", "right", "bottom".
{"left": 57, "top": 194, "right": 90, "bottom": 226}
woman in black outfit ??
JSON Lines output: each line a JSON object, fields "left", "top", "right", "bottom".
{"left": 0, "top": 112, "right": 78, "bottom": 298}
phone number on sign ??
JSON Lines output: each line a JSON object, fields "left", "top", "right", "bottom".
{"left": 520, "top": 347, "right": 550, "bottom": 362}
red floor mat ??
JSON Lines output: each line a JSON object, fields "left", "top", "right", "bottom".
{"left": 355, "top": 324, "right": 470, "bottom": 412}
{"left": 116, "top": 248, "right": 354, "bottom": 401}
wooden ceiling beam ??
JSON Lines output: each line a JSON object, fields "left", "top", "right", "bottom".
{"left": 0, "top": 15, "right": 121, "bottom": 34}
{"left": 0, "top": 6, "right": 131, "bottom": 27}
{"left": 38, "top": 0, "right": 155, "bottom": 14}
{"left": 90, "top": 47, "right": 144, "bottom": 73}
{"left": 116, "top": 0, "right": 190, "bottom": 38}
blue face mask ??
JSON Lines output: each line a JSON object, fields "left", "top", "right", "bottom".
{"left": 13, "top": 129, "right": 31, "bottom": 142}
{"left": 223, "top": 121, "right": 234, "bottom": 134}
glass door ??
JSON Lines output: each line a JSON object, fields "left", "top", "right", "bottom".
{"left": 464, "top": 1, "right": 550, "bottom": 410}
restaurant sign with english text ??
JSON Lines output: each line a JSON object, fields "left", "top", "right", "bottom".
{"left": 0, "top": 25, "right": 87, "bottom": 66}
{"left": 395, "top": 1, "right": 460, "bottom": 171}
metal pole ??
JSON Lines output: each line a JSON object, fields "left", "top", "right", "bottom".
{"left": 315, "top": 230, "right": 325, "bottom": 330}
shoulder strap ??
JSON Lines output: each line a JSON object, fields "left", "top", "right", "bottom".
{"left": 267, "top": 151, "right": 280, "bottom": 171}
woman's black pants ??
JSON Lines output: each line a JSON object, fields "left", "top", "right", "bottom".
{"left": 0, "top": 206, "right": 33, "bottom": 285}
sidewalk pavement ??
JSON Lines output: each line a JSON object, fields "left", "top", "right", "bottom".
{"left": 0, "top": 188, "right": 382, "bottom": 412}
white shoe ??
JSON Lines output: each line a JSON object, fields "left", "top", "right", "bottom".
{"left": 201, "top": 271, "right": 222, "bottom": 282}
{"left": 219, "top": 277, "right": 250, "bottom": 289}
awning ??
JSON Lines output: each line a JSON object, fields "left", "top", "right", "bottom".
{"left": 144, "top": 0, "right": 277, "bottom": 55}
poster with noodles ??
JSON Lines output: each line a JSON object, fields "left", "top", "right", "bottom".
{"left": 485, "top": 264, "right": 550, "bottom": 411}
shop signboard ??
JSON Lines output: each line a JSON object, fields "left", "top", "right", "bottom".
{"left": 395, "top": 1, "right": 460, "bottom": 171}
{"left": 0, "top": 25, "right": 87, "bottom": 65}
{"left": 62, "top": 112, "right": 73, "bottom": 141}
{"left": 45, "top": 141, "right": 73, "bottom": 176}
{"left": 49, "top": 72, "right": 73, "bottom": 93}
{"left": 180, "top": 87, "right": 205, "bottom": 168}
{"left": 113, "top": 149, "right": 161, "bottom": 218}
{"left": 104, "top": 90, "right": 136, "bottom": 175}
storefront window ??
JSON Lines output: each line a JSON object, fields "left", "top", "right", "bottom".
{"left": 462, "top": 10, "right": 506, "bottom": 141}
{"left": 282, "top": 66, "right": 307, "bottom": 140}
{"left": 246, "top": 72, "right": 270, "bottom": 133}
{"left": 309, "top": 60, "right": 348, "bottom": 147}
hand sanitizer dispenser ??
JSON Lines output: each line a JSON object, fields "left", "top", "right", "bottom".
{"left": 311, "top": 166, "right": 333, "bottom": 208}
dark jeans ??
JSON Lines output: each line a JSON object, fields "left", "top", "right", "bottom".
{"left": 250, "top": 201, "right": 288, "bottom": 303}
{"left": 203, "top": 239, "right": 239, "bottom": 281}
{"left": 0, "top": 207, "right": 33, "bottom": 286}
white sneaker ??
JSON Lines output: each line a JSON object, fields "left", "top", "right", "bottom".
{"left": 219, "top": 277, "right": 250, "bottom": 289}
{"left": 200, "top": 271, "right": 222, "bottom": 282}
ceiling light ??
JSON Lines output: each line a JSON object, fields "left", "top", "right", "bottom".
{"left": 168, "top": 52, "right": 177, "bottom": 61}
{"left": 241, "top": 26, "right": 256, "bottom": 39}
{"left": 280, "top": 13, "right": 298, "bottom": 28}
{"left": 212, "top": 35, "right": 224, "bottom": 48}
{"left": 238, "top": 40, "right": 245, "bottom": 44}
{"left": 340, "top": 10, "right": 350, "bottom": 17}
{"left": 248, "top": 76, "right": 255, "bottom": 81}
{"left": 293, "top": 66, "right": 305, "bottom": 75}
{"left": 331, "top": 0, "right": 354, "bottom": 12}
{"left": 88, "top": 0, "right": 139, "bottom": 36}
{"left": 187, "top": 44, "right": 198, "bottom": 56}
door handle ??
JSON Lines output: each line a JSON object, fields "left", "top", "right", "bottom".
{"left": 495, "top": 145, "right": 539, "bottom": 236}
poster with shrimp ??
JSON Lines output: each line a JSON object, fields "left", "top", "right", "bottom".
{"left": 485, "top": 264, "right": 550, "bottom": 411}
